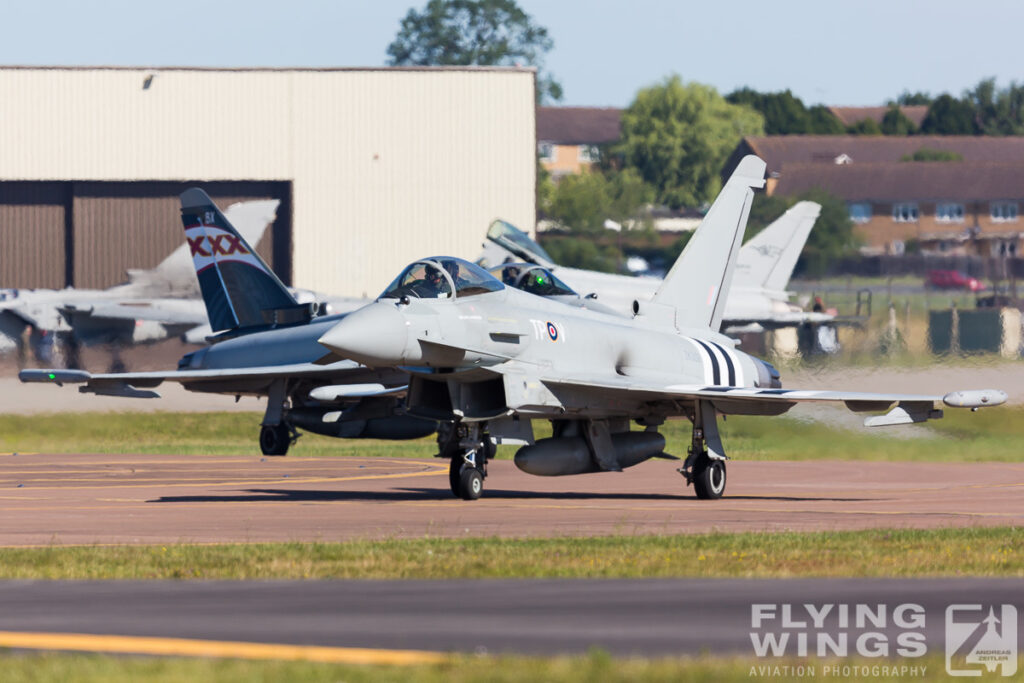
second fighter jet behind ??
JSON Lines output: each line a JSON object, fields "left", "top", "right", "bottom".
{"left": 318, "top": 155, "right": 1005, "bottom": 501}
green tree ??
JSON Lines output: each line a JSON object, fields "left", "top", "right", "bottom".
{"left": 920, "top": 94, "right": 978, "bottom": 134}
{"left": 547, "top": 168, "right": 654, "bottom": 234}
{"left": 726, "top": 88, "right": 810, "bottom": 134}
{"left": 386, "top": 0, "right": 562, "bottom": 102}
{"left": 806, "top": 105, "right": 846, "bottom": 134}
{"left": 846, "top": 118, "right": 883, "bottom": 135}
{"left": 900, "top": 148, "right": 963, "bottom": 162}
{"left": 539, "top": 235, "right": 621, "bottom": 273}
{"left": 965, "top": 77, "right": 1024, "bottom": 135}
{"left": 614, "top": 76, "right": 764, "bottom": 208}
{"left": 880, "top": 106, "right": 918, "bottom": 135}
{"left": 536, "top": 157, "right": 555, "bottom": 218}
{"left": 725, "top": 88, "right": 847, "bottom": 135}
{"left": 892, "top": 91, "right": 933, "bottom": 106}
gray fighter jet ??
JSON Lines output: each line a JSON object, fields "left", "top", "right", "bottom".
{"left": 21, "top": 189, "right": 434, "bottom": 455}
{"left": 317, "top": 156, "right": 1005, "bottom": 500}
{"left": 478, "top": 201, "right": 833, "bottom": 333}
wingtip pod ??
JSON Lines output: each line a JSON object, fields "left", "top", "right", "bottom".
{"left": 943, "top": 390, "right": 1007, "bottom": 408}
{"left": 18, "top": 369, "right": 91, "bottom": 384}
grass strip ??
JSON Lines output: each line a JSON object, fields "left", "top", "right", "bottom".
{"left": 0, "top": 650, "right": 1003, "bottom": 682}
{"left": 0, "top": 527, "right": 1020, "bottom": 580}
{"left": 1, "top": 405, "right": 1022, "bottom": 461}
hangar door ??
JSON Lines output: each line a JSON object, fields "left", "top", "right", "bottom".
{"left": 0, "top": 181, "right": 292, "bottom": 290}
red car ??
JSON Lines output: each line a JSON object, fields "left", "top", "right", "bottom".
{"left": 926, "top": 270, "right": 986, "bottom": 292}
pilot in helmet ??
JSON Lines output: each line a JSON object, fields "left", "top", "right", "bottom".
{"left": 500, "top": 264, "right": 521, "bottom": 286}
{"left": 423, "top": 264, "right": 446, "bottom": 296}
{"left": 443, "top": 260, "right": 462, "bottom": 285}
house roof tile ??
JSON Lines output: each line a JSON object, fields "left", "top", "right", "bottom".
{"left": 537, "top": 106, "right": 621, "bottom": 145}
{"left": 745, "top": 135, "right": 1024, "bottom": 169}
{"left": 773, "top": 161, "right": 1024, "bottom": 202}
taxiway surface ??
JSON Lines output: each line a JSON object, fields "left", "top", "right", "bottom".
{"left": 0, "top": 453, "right": 1021, "bottom": 545}
{"left": 1, "top": 578, "right": 1022, "bottom": 657}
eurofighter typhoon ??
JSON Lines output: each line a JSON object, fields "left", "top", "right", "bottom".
{"left": 317, "top": 156, "right": 1005, "bottom": 500}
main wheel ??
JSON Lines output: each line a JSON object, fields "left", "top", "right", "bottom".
{"left": 259, "top": 424, "right": 291, "bottom": 456}
{"left": 458, "top": 468, "right": 483, "bottom": 501}
{"left": 692, "top": 458, "right": 726, "bottom": 500}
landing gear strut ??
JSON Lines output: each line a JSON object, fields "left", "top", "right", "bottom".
{"left": 679, "top": 400, "right": 728, "bottom": 500}
{"left": 439, "top": 422, "right": 493, "bottom": 500}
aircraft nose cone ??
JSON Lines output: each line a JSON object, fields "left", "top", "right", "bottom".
{"left": 318, "top": 302, "right": 408, "bottom": 366}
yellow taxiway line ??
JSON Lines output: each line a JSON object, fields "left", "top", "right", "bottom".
{"left": 0, "top": 630, "right": 448, "bottom": 665}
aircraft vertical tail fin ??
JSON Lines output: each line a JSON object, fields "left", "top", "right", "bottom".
{"left": 180, "top": 188, "right": 302, "bottom": 333}
{"left": 649, "top": 155, "right": 766, "bottom": 331}
{"left": 734, "top": 201, "right": 820, "bottom": 292}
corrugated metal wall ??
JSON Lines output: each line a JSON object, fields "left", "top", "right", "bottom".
{"left": 0, "top": 183, "right": 66, "bottom": 289}
{"left": 0, "top": 181, "right": 289, "bottom": 289}
{"left": 71, "top": 182, "right": 287, "bottom": 289}
{"left": 0, "top": 67, "right": 535, "bottom": 297}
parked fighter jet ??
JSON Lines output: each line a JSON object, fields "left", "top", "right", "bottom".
{"left": 318, "top": 156, "right": 1005, "bottom": 500}
{"left": 478, "top": 201, "right": 833, "bottom": 333}
{"left": 1, "top": 200, "right": 279, "bottom": 365}
{"left": 21, "top": 189, "right": 434, "bottom": 454}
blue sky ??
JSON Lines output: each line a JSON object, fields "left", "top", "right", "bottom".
{"left": 4, "top": 0, "right": 1022, "bottom": 107}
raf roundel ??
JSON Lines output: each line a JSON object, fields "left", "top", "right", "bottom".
{"left": 546, "top": 322, "right": 558, "bottom": 341}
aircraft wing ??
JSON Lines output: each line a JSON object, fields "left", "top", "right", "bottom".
{"left": 532, "top": 373, "right": 1005, "bottom": 427}
{"left": 19, "top": 360, "right": 384, "bottom": 399}
{"left": 59, "top": 302, "right": 206, "bottom": 325}
{"left": 722, "top": 310, "right": 835, "bottom": 329}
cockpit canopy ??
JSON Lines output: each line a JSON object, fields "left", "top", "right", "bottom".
{"left": 489, "top": 262, "right": 578, "bottom": 297}
{"left": 486, "top": 220, "right": 556, "bottom": 268}
{"left": 380, "top": 257, "right": 504, "bottom": 301}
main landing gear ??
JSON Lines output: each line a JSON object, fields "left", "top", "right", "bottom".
{"left": 259, "top": 422, "right": 297, "bottom": 456}
{"left": 679, "top": 400, "right": 728, "bottom": 500}
{"left": 259, "top": 379, "right": 298, "bottom": 456}
{"left": 438, "top": 422, "right": 494, "bottom": 500}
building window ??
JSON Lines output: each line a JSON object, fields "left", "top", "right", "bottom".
{"left": 538, "top": 143, "right": 554, "bottom": 162}
{"left": 991, "top": 201, "right": 1018, "bottom": 222}
{"left": 936, "top": 203, "right": 965, "bottom": 223}
{"left": 892, "top": 203, "right": 919, "bottom": 223}
{"left": 578, "top": 145, "right": 599, "bottom": 163}
{"left": 849, "top": 202, "right": 872, "bottom": 223}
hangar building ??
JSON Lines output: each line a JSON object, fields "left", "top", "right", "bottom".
{"left": 0, "top": 66, "right": 537, "bottom": 297}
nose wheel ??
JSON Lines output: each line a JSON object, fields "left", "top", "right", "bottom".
{"left": 449, "top": 446, "right": 489, "bottom": 500}
{"left": 443, "top": 423, "right": 493, "bottom": 500}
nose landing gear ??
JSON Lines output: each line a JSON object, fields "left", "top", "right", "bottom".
{"left": 439, "top": 422, "right": 494, "bottom": 500}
